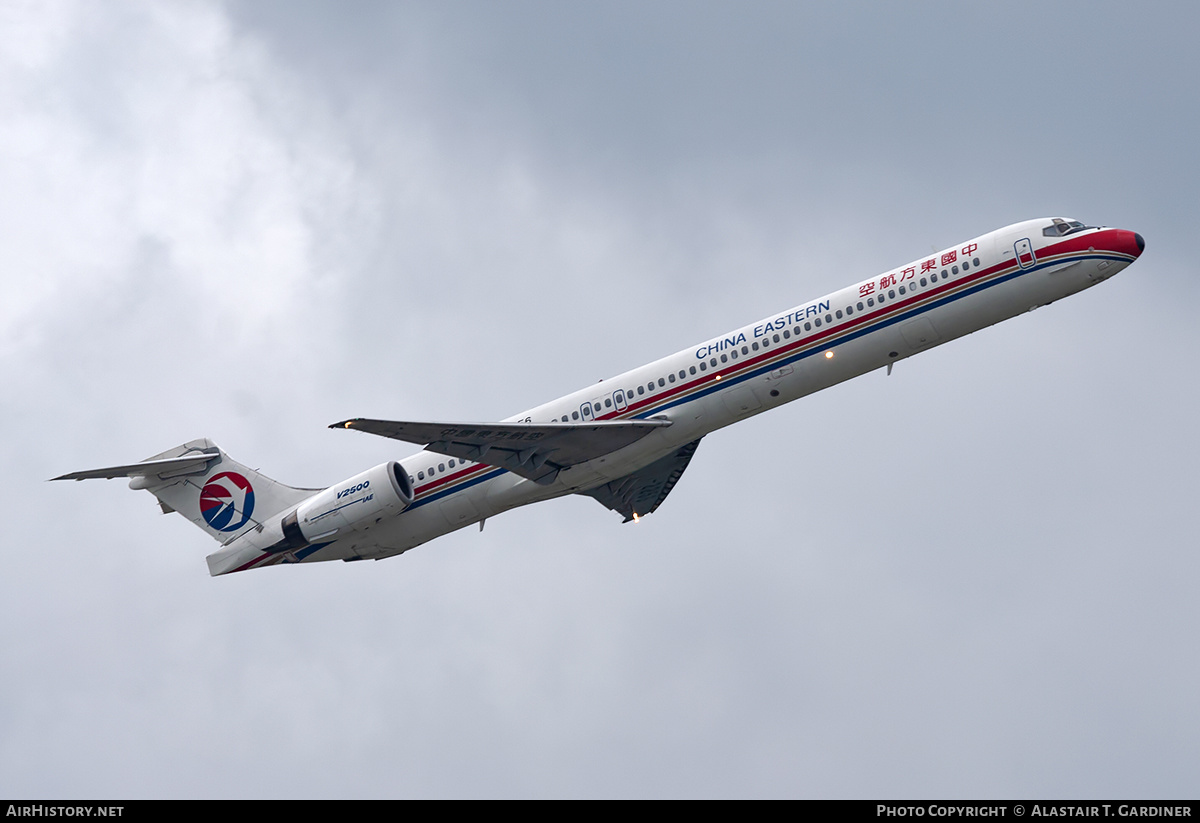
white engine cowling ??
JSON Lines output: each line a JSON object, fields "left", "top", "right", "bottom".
{"left": 279, "top": 461, "right": 414, "bottom": 549}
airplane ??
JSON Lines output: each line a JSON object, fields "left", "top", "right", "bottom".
{"left": 53, "top": 217, "right": 1145, "bottom": 576}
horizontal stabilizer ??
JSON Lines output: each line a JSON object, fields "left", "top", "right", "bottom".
{"left": 51, "top": 439, "right": 319, "bottom": 550}
{"left": 332, "top": 417, "right": 672, "bottom": 485}
{"left": 51, "top": 452, "right": 219, "bottom": 482}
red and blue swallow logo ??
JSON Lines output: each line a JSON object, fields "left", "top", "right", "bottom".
{"left": 199, "top": 472, "right": 255, "bottom": 532}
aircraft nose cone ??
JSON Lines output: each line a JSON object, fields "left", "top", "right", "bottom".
{"left": 1113, "top": 229, "right": 1145, "bottom": 259}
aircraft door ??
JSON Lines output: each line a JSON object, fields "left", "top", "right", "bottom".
{"left": 1014, "top": 238, "right": 1036, "bottom": 269}
{"left": 900, "top": 317, "right": 940, "bottom": 351}
{"left": 440, "top": 495, "right": 480, "bottom": 529}
{"left": 722, "top": 384, "right": 763, "bottom": 421}
{"left": 580, "top": 402, "right": 595, "bottom": 421}
{"left": 613, "top": 389, "right": 628, "bottom": 412}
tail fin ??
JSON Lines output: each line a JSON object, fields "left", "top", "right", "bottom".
{"left": 53, "top": 438, "right": 316, "bottom": 543}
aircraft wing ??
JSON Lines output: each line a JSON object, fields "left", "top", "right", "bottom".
{"left": 331, "top": 417, "right": 673, "bottom": 485}
{"left": 580, "top": 438, "right": 701, "bottom": 522}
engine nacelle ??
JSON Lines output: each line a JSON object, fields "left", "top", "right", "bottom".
{"left": 276, "top": 461, "right": 414, "bottom": 551}
{"left": 295, "top": 461, "right": 414, "bottom": 542}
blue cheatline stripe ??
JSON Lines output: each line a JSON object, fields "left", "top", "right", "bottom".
{"left": 408, "top": 466, "right": 506, "bottom": 510}
{"left": 294, "top": 541, "right": 332, "bottom": 561}
{"left": 634, "top": 250, "right": 1125, "bottom": 419}
{"left": 391, "top": 248, "right": 1133, "bottom": 507}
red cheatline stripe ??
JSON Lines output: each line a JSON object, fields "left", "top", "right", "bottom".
{"left": 408, "top": 233, "right": 1132, "bottom": 498}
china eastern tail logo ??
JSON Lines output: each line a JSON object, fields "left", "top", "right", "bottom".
{"left": 199, "top": 472, "right": 255, "bottom": 532}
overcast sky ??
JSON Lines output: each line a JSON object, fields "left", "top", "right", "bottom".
{"left": 3, "top": 0, "right": 1197, "bottom": 799}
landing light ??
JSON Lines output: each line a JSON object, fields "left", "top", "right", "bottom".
{"left": 633, "top": 513, "right": 641, "bottom": 523}
{"left": 824, "top": 351, "right": 835, "bottom": 359}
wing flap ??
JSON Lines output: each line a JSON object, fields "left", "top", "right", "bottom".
{"left": 331, "top": 418, "right": 672, "bottom": 485}
{"left": 581, "top": 438, "right": 702, "bottom": 522}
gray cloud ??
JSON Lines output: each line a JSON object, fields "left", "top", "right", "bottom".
{"left": 2, "top": 0, "right": 1195, "bottom": 798}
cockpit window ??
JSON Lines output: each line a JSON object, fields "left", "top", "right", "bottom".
{"left": 1043, "top": 218, "right": 1092, "bottom": 237}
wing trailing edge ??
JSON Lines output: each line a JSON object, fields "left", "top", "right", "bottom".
{"left": 331, "top": 417, "right": 672, "bottom": 485}
{"left": 581, "top": 438, "right": 702, "bottom": 522}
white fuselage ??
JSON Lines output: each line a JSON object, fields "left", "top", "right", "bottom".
{"left": 253, "top": 218, "right": 1145, "bottom": 569}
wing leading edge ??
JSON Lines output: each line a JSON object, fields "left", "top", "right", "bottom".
{"left": 331, "top": 417, "right": 672, "bottom": 485}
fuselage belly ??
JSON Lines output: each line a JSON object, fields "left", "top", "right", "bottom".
{"left": 351, "top": 219, "right": 1143, "bottom": 563}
